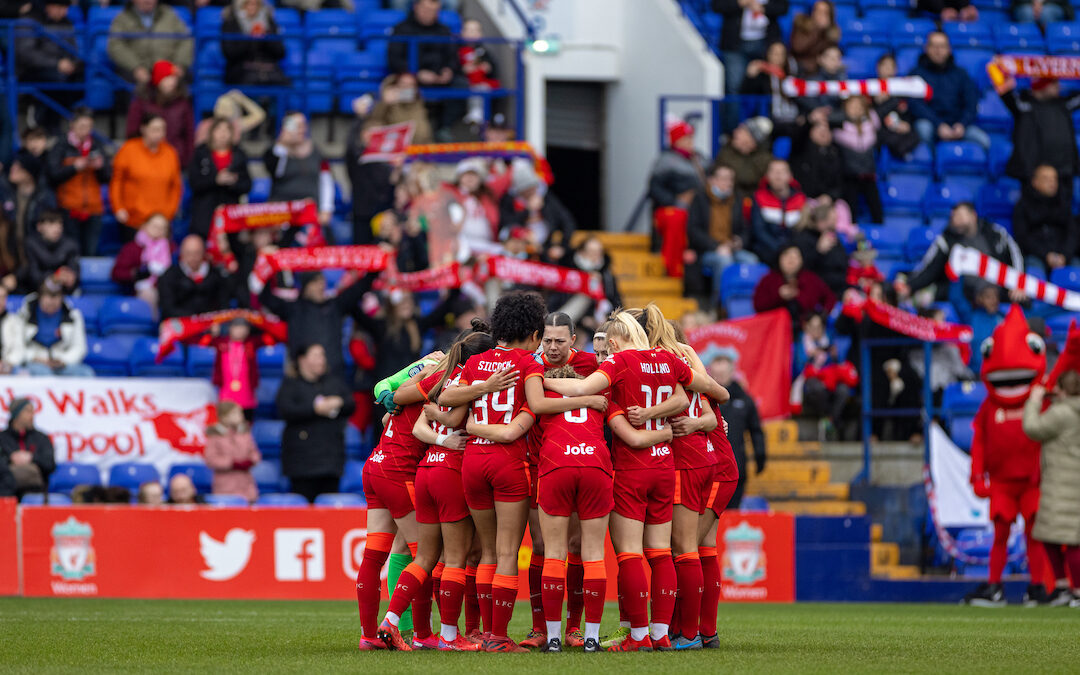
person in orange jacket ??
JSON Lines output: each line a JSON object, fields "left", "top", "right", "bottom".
{"left": 109, "top": 112, "right": 182, "bottom": 230}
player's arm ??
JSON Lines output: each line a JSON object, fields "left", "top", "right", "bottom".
{"left": 412, "top": 411, "right": 467, "bottom": 450}
{"left": 628, "top": 384, "right": 690, "bottom": 426}
{"left": 423, "top": 403, "right": 468, "bottom": 429}
{"left": 670, "top": 397, "right": 718, "bottom": 437}
{"left": 466, "top": 410, "right": 536, "bottom": 444}
{"left": 609, "top": 412, "right": 673, "bottom": 449}
{"left": 542, "top": 371, "right": 609, "bottom": 396}
{"left": 438, "top": 366, "right": 518, "bottom": 407}
{"left": 393, "top": 363, "right": 442, "bottom": 405}
{"left": 525, "top": 376, "right": 607, "bottom": 415}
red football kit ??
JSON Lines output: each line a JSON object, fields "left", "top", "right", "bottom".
{"left": 597, "top": 349, "right": 694, "bottom": 523}
{"left": 413, "top": 367, "right": 472, "bottom": 525}
{"left": 459, "top": 347, "right": 542, "bottom": 509}
{"left": 706, "top": 401, "right": 739, "bottom": 516}
{"left": 363, "top": 399, "right": 426, "bottom": 518}
{"left": 535, "top": 390, "right": 614, "bottom": 520}
{"left": 670, "top": 358, "right": 718, "bottom": 515}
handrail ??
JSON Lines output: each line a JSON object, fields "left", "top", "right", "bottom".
{"left": 498, "top": 0, "right": 539, "bottom": 41}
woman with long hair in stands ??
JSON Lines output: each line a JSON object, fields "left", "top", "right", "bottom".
{"left": 543, "top": 311, "right": 728, "bottom": 652}
{"left": 437, "top": 291, "right": 605, "bottom": 652}
{"left": 370, "top": 321, "right": 497, "bottom": 651}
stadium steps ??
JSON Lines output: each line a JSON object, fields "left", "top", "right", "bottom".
{"left": 748, "top": 481, "right": 850, "bottom": 501}
{"left": 572, "top": 230, "right": 691, "bottom": 316}
{"left": 766, "top": 500, "right": 867, "bottom": 516}
{"left": 871, "top": 523, "right": 884, "bottom": 542}
{"left": 618, "top": 277, "right": 684, "bottom": 296}
{"left": 871, "top": 542, "right": 900, "bottom": 571}
{"left": 874, "top": 564, "right": 921, "bottom": 579}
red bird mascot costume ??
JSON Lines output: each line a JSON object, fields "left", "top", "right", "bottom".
{"left": 963, "top": 305, "right": 1049, "bottom": 607}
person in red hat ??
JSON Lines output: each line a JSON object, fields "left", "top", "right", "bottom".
{"left": 125, "top": 59, "right": 195, "bottom": 168}
{"left": 648, "top": 120, "right": 706, "bottom": 211}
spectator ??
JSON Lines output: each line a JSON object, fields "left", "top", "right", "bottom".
{"left": 188, "top": 117, "right": 252, "bottom": 240}
{"left": 388, "top": 0, "right": 465, "bottom": 136}
{"left": 0, "top": 397, "right": 56, "bottom": 498}
{"left": 498, "top": 159, "right": 576, "bottom": 263}
{"left": 1013, "top": 0, "right": 1069, "bottom": 26}
{"left": 194, "top": 90, "right": 266, "bottom": 146}
{"left": 18, "top": 128, "right": 49, "bottom": 164}
{"left": 999, "top": 74, "right": 1080, "bottom": 193}
{"left": 264, "top": 112, "right": 333, "bottom": 226}
{"left": 110, "top": 113, "right": 182, "bottom": 230}
{"left": 15, "top": 0, "right": 82, "bottom": 132}
{"left": 964, "top": 281, "right": 1006, "bottom": 375}
{"left": 918, "top": 0, "right": 979, "bottom": 21}
{"left": 107, "top": 0, "right": 193, "bottom": 84}
{"left": 445, "top": 157, "right": 500, "bottom": 259}
{"left": 740, "top": 41, "right": 801, "bottom": 138}
{"left": 753, "top": 243, "right": 836, "bottom": 323}
{"left": 648, "top": 120, "right": 706, "bottom": 211}
{"left": 795, "top": 313, "right": 853, "bottom": 435}
{"left": 0, "top": 287, "right": 18, "bottom": 375}
{"left": 908, "top": 307, "right": 974, "bottom": 400}
{"left": 46, "top": 108, "right": 110, "bottom": 256}
{"left": 714, "top": 0, "right": 790, "bottom": 105}
{"left": 709, "top": 353, "right": 765, "bottom": 508}
{"left": 353, "top": 289, "right": 460, "bottom": 383}
{"left": 111, "top": 213, "right": 173, "bottom": 310}
{"left": 903, "top": 202, "right": 1024, "bottom": 304}
{"left": 5, "top": 279, "right": 93, "bottom": 377}
{"left": 0, "top": 209, "right": 22, "bottom": 293}
{"left": 831, "top": 95, "right": 883, "bottom": 224}
{"left": 221, "top": 0, "right": 288, "bottom": 86}
{"left": 687, "top": 162, "right": 756, "bottom": 302}
{"left": 717, "top": 116, "right": 774, "bottom": 199}
{"left": 167, "top": 473, "right": 204, "bottom": 505}
{"left": 258, "top": 271, "right": 370, "bottom": 374}
{"left": 873, "top": 54, "right": 922, "bottom": 160}
{"left": 363, "top": 73, "right": 435, "bottom": 145}
{"left": 749, "top": 158, "right": 806, "bottom": 262}
{"left": 789, "top": 0, "right": 840, "bottom": 76}
{"left": 203, "top": 400, "right": 261, "bottom": 503}
{"left": 211, "top": 317, "right": 259, "bottom": 420}
{"left": 792, "top": 201, "right": 849, "bottom": 295}
{"left": 790, "top": 120, "right": 843, "bottom": 201}
{"left": 797, "top": 44, "right": 846, "bottom": 114}
{"left": 22, "top": 209, "right": 79, "bottom": 295}
{"left": 556, "top": 235, "right": 623, "bottom": 330}
{"left": 158, "top": 235, "right": 231, "bottom": 320}
{"left": 374, "top": 209, "right": 429, "bottom": 273}
{"left": 2, "top": 150, "right": 58, "bottom": 240}
{"left": 459, "top": 19, "right": 500, "bottom": 126}
{"left": 276, "top": 342, "right": 355, "bottom": 503}
{"left": 1013, "top": 164, "right": 1077, "bottom": 275}
{"left": 137, "top": 481, "right": 164, "bottom": 505}
{"left": 909, "top": 32, "right": 989, "bottom": 151}
{"left": 126, "top": 61, "right": 195, "bottom": 168}
{"left": 345, "top": 97, "right": 403, "bottom": 246}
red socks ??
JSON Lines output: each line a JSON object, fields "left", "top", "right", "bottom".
{"left": 541, "top": 558, "right": 567, "bottom": 625}
{"left": 566, "top": 553, "right": 585, "bottom": 631}
{"left": 582, "top": 560, "right": 606, "bottom": 625}
{"left": 645, "top": 548, "right": 677, "bottom": 628}
{"left": 476, "top": 563, "right": 496, "bottom": 633}
{"left": 491, "top": 573, "right": 519, "bottom": 638}
{"left": 387, "top": 562, "right": 432, "bottom": 638}
{"left": 675, "top": 552, "right": 703, "bottom": 640}
{"left": 464, "top": 564, "right": 481, "bottom": 634}
{"left": 529, "top": 553, "right": 545, "bottom": 632}
{"left": 432, "top": 561, "right": 445, "bottom": 605}
{"left": 616, "top": 552, "right": 648, "bottom": 630}
{"left": 699, "top": 546, "right": 720, "bottom": 637}
{"left": 989, "top": 519, "right": 1010, "bottom": 584}
{"left": 439, "top": 566, "right": 467, "bottom": 628}
{"left": 1023, "top": 521, "right": 1049, "bottom": 589}
{"left": 356, "top": 531, "right": 394, "bottom": 638}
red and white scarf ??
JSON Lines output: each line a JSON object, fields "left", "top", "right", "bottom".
{"left": 946, "top": 244, "right": 1080, "bottom": 310}
{"left": 156, "top": 309, "right": 287, "bottom": 362}
{"left": 781, "top": 76, "right": 932, "bottom": 100}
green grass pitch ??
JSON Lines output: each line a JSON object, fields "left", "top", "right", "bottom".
{"left": 2, "top": 597, "right": 1080, "bottom": 673}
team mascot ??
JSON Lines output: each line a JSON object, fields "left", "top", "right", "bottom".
{"left": 963, "top": 305, "right": 1049, "bottom": 607}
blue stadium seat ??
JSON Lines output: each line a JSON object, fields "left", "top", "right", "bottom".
{"left": 906, "top": 227, "right": 938, "bottom": 262}
{"left": 942, "top": 381, "right": 987, "bottom": 415}
{"left": 943, "top": 21, "right": 993, "bottom": 48}
{"left": 950, "top": 415, "right": 976, "bottom": 450}
{"left": 1046, "top": 313, "right": 1077, "bottom": 341}
{"left": 833, "top": 3, "right": 858, "bottom": 25}
{"left": 100, "top": 296, "right": 156, "bottom": 336}
{"left": 891, "top": 18, "right": 938, "bottom": 47}
{"left": 108, "top": 462, "right": 161, "bottom": 490}
{"left": 952, "top": 48, "right": 994, "bottom": 89}
{"left": 314, "top": 492, "right": 366, "bottom": 508}
{"left": 726, "top": 297, "right": 755, "bottom": 319}
{"left": 439, "top": 10, "right": 462, "bottom": 34}
{"left": 1051, "top": 266, "right": 1080, "bottom": 293}
{"left": 934, "top": 141, "right": 988, "bottom": 176}
{"left": 49, "top": 462, "right": 101, "bottom": 492}
{"left": 252, "top": 459, "right": 286, "bottom": 494}
{"left": 360, "top": 8, "right": 406, "bottom": 39}
{"left": 881, "top": 216, "right": 924, "bottom": 237}
{"left": 720, "top": 262, "right": 769, "bottom": 302}
{"left": 87, "top": 6, "right": 122, "bottom": 26}
{"left": 186, "top": 345, "right": 216, "bottom": 378}
{"left": 840, "top": 18, "right": 890, "bottom": 47}
{"left": 845, "top": 45, "right": 888, "bottom": 78}
{"left": 925, "top": 177, "right": 984, "bottom": 217}
{"left": 256, "top": 344, "right": 286, "bottom": 379}
{"left": 80, "top": 257, "right": 122, "bottom": 295}
{"left": 168, "top": 464, "right": 213, "bottom": 494}
{"left": 340, "top": 459, "right": 366, "bottom": 493}
{"left": 334, "top": 50, "right": 388, "bottom": 84}
{"left": 249, "top": 177, "right": 271, "bottom": 203}
{"left": 772, "top": 136, "right": 792, "bottom": 160}
{"left": 988, "top": 138, "right": 1013, "bottom": 178}
{"left": 69, "top": 295, "right": 105, "bottom": 336}
{"left": 253, "top": 420, "right": 284, "bottom": 458}
{"left": 1047, "top": 22, "right": 1080, "bottom": 54}
{"left": 195, "top": 7, "right": 224, "bottom": 36}
{"left": 205, "top": 494, "right": 249, "bottom": 506}
{"left": 20, "top": 493, "right": 73, "bottom": 505}
{"left": 863, "top": 225, "right": 907, "bottom": 259}
{"left": 894, "top": 46, "right": 922, "bottom": 76}
{"left": 993, "top": 22, "right": 1046, "bottom": 51}
{"left": 881, "top": 172, "right": 930, "bottom": 214}
{"left": 130, "top": 337, "right": 186, "bottom": 377}
{"left": 739, "top": 495, "right": 770, "bottom": 512}
{"left": 256, "top": 377, "right": 282, "bottom": 417}
{"left": 976, "top": 91, "right": 1011, "bottom": 134}
{"left": 257, "top": 493, "right": 309, "bottom": 507}
{"left": 874, "top": 259, "right": 913, "bottom": 281}
{"left": 888, "top": 142, "right": 933, "bottom": 173}
{"left": 85, "top": 335, "right": 138, "bottom": 376}
{"left": 977, "top": 178, "right": 1020, "bottom": 218}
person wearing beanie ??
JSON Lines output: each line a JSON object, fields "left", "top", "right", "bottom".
{"left": 126, "top": 60, "right": 195, "bottom": 167}
{"left": 0, "top": 396, "right": 57, "bottom": 498}
{"left": 717, "top": 116, "right": 775, "bottom": 199}
{"left": 648, "top": 119, "right": 706, "bottom": 210}
{"left": 445, "top": 156, "right": 501, "bottom": 259}
{"left": 110, "top": 113, "right": 182, "bottom": 229}
{"left": 106, "top": 0, "right": 193, "bottom": 84}
{"left": 997, "top": 70, "right": 1080, "bottom": 196}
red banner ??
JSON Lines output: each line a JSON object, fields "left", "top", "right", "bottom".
{"left": 716, "top": 511, "right": 794, "bottom": 602}
{"left": 0, "top": 498, "right": 17, "bottom": 596}
{"left": 156, "top": 310, "right": 289, "bottom": 362}
{"left": 373, "top": 262, "right": 470, "bottom": 293}
{"left": 687, "top": 310, "right": 793, "bottom": 419}
{"left": 993, "top": 54, "right": 1080, "bottom": 79}
{"left": 476, "top": 255, "right": 605, "bottom": 300}
{"left": 207, "top": 200, "right": 320, "bottom": 263}
{"left": 842, "top": 296, "right": 973, "bottom": 363}
{"left": 361, "top": 122, "right": 415, "bottom": 163}
{"left": 252, "top": 246, "right": 391, "bottom": 284}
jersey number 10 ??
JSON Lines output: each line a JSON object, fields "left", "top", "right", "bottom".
{"left": 640, "top": 384, "right": 674, "bottom": 430}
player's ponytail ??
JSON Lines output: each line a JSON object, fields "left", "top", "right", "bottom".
{"left": 431, "top": 329, "right": 495, "bottom": 401}
{"left": 607, "top": 311, "right": 650, "bottom": 351}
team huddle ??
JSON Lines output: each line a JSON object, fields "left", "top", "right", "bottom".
{"left": 355, "top": 291, "right": 739, "bottom": 653}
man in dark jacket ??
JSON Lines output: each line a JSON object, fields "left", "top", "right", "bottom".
{"left": 790, "top": 120, "right": 844, "bottom": 201}
{"left": 15, "top": 0, "right": 83, "bottom": 131}
{"left": 276, "top": 342, "right": 355, "bottom": 502}
{"left": 999, "top": 74, "right": 1080, "bottom": 196}
{"left": 388, "top": 0, "right": 464, "bottom": 134}
{"left": 687, "top": 163, "right": 757, "bottom": 302}
{"left": 709, "top": 354, "right": 765, "bottom": 508}
{"left": 714, "top": 0, "right": 789, "bottom": 103}
{"left": 909, "top": 32, "right": 990, "bottom": 151}
{"left": 0, "top": 397, "right": 56, "bottom": 498}
{"left": 1, "top": 152, "right": 57, "bottom": 240}
{"left": 22, "top": 209, "right": 80, "bottom": 294}
{"left": 158, "top": 235, "right": 232, "bottom": 320}
{"left": 1013, "top": 165, "right": 1078, "bottom": 275}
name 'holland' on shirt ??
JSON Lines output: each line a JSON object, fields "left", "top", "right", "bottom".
{"left": 639, "top": 362, "right": 671, "bottom": 375}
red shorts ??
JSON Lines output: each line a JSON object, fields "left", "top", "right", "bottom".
{"left": 414, "top": 465, "right": 471, "bottom": 525}
{"left": 989, "top": 479, "right": 1039, "bottom": 523}
{"left": 674, "top": 466, "right": 717, "bottom": 515}
{"left": 709, "top": 479, "right": 738, "bottom": 517}
{"left": 613, "top": 468, "right": 675, "bottom": 524}
{"left": 530, "top": 459, "right": 540, "bottom": 510}
{"left": 362, "top": 464, "right": 415, "bottom": 519}
{"left": 461, "top": 452, "right": 531, "bottom": 511}
{"left": 538, "top": 467, "right": 614, "bottom": 521}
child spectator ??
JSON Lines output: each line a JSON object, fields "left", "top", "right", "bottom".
{"left": 203, "top": 399, "right": 262, "bottom": 503}
{"left": 22, "top": 210, "right": 79, "bottom": 295}
{"left": 373, "top": 209, "right": 429, "bottom": 273}
{"left": 137, "top": 481, "right": 164, "bottom": 505}
{"left": 459, "top": 19, "right": 500, "bottom": 125}
{"left": 873, "top": 54, "right": 921, "bottom": 160}
{"left": 111, "top": 214, "right": 174, "bottom": 310}
{"left": 831, "top": 95, "right": 883, "bottom": 224}
{"left": 212, "top": 318, "right": 259, "bottom": 420}
{"left": 800, "top": 44, "right": 846, "bottom": 113}
{"left": 126, "top": 61, "right": 195, "bottom": 168}
{"left": 20, "top": 128, "right": 49, "bottom": 162}
{"left": 47, "top": 108, "right": 110, "bottom": 256}
{"left": 167, "top": 473, "right": 205, "bottom": 505}
{"left": 963, "top": 281, "right": 1007, "bottom": 375}
{"left": 110, "top": 113, "right": 182, "bottom": 230}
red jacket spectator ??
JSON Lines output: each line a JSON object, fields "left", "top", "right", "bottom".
{"left": 753, "top": 244, "right": 836, "bottom": 322}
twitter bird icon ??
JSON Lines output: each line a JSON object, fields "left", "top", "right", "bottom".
{"left": 200, "top": 529, "right": 256, "bottom": 581}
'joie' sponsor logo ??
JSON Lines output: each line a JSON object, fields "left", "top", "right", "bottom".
{"left": 650, "top": 445, "right": 672, "bottom": 457}
{"left": 564, "top": 443, "right": 595, "bottom": 456}
{"left": 50, "top": 517, "right": 98, "bottom": 595}
{"left": 425, "top": 450, "right": 446, "bottom": 463}
{"left": 369, "top": 450, "right": 386, "bottom": 463}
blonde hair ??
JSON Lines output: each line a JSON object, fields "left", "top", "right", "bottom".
{"left": 631, "top": 304, "right": 695, "bottom": 360}
{"left": 607, "top": 311, "right": 650, "bottom": 350}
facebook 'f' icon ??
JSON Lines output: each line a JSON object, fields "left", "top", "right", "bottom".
{"left": 274, "top": 529, "right": 325, "bottom": 581}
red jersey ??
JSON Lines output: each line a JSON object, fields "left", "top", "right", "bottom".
{"left": 417, "top": 366, "right": 465, "bottom": 471}
{"left": 972, "top": 400, "right": 1041, "bottom": 482}
{"left": 536, "top": 390, "right": 613, "bottom": 477}
{"left": 460, "top": 346, "right": 543, "bottom": 461}
{"left": 597, "top": 349, "right": 694, "bottom": 470}
{"left": 669, "top": 354, "right": 715, "bottom": 470}
{"left": 539, "top": 348, "right": 599, "bottom": 377}
{"left": 708, "top": 401, "right": 739, "bottom": 482}
{"left": 367, "top": 400, "right": 426, "bottom": 475}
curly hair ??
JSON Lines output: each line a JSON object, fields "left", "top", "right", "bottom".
{"left": 490, "top": 291, "right": 546, "bottom": 345}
